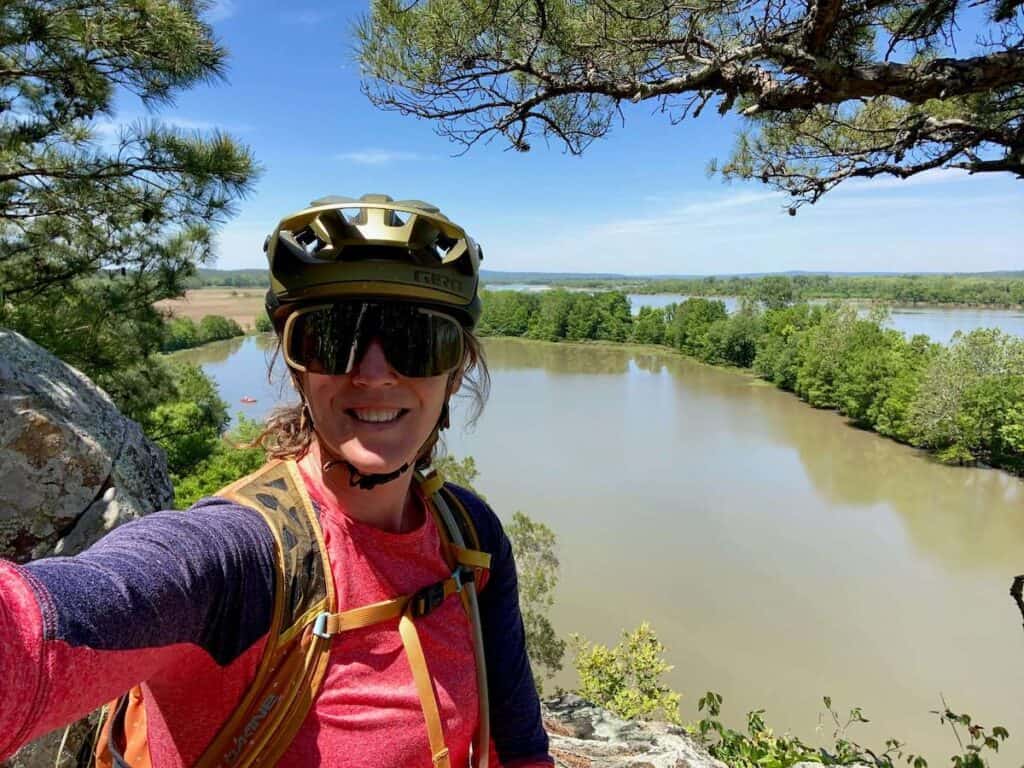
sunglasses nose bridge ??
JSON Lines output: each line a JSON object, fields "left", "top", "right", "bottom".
{"left": 348, "top": 336, "right": 399, "bottom": 382}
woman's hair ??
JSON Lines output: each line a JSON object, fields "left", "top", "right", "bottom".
{"left": 253, "top": 328, "right": 490, "bottom": 468}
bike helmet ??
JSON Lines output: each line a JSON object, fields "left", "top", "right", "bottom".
{"left": 264, "top": 194, "right": 482, "bottom": 330}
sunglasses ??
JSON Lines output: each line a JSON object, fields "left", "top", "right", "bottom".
{"left": 282, "top": 301, "right": 464, "bottom": 378}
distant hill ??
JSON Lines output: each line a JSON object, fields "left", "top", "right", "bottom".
{"left": 190, "top": 267, "right": 1024, "bottom": 288}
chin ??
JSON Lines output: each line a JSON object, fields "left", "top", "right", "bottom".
{"left": 338, "top": 442, "right": 413, "bottom": 476}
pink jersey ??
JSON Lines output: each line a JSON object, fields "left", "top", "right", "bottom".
{"left": 0, "top": 479, "right": 551, "bottom": 767}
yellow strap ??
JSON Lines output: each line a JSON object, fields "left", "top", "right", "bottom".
{"left": 420, "top": 471, "right": 445, "bottom": 498}
{"left": 399, "top": 611, "right": 451, "bottom": 768}
{"left": 320, "top": 576, "right": 467, "bottom": 637}
{"left": 322, "top": 597, "right": 406, "bottom": 635}
{"left": 452, "top": 545, "right": 491, "bottom": 570}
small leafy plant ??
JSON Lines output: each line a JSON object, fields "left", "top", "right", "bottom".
{"left": 571, "top": 622, "right": 682, "bottom": 724}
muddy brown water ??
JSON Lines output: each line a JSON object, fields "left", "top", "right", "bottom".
{"left": 175, "top": 336, "right": 1024, "bottom": 764}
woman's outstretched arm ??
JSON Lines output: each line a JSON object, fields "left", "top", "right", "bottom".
{"left": 0, "top": 500, "right": 277, "bottom": 761}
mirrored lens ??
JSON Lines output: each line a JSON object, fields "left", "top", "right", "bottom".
{"left": 380, "top": 309, "right": 464, "bottom": 378}
{"left": 286, "top": 303, "right": 463, "bottom": 377}
{"left": 287, "top": 303, "right": 365, "bottom": 375}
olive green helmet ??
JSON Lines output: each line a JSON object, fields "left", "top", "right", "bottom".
{"left": 264, "top": 194, "right": 482, "bottom": 329}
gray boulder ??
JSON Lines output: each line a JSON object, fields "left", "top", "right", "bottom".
{"left": 1, "top": 329, "right": 173, "bottom": 767}
{"left": 543, "top": 695, "right": 728, "bottom": 768}
{"left": 0, "top": 330, "right": 173, "bottom": 563}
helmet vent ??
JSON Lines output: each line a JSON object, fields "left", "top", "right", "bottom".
{"left": 339, "top": 208, "right": 367, "bottom": 225}
{"left": 295, "top": 227, "right": 328, "bottom": 257}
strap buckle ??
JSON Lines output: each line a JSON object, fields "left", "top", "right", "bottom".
{"left": 312, "top": 611, "right": 332, "bottom": 639}
{"left": 410, "top": 581, "right": 446, "bottom": 618}
{"left": 451, "top": 566, "right": 475, "bottom": 593}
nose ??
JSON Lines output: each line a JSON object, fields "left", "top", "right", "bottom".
{"left": 350, "top": 338, "right": 398, "bottom": 385}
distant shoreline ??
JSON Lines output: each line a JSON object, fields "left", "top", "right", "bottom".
{"left": 157, "top": 286, "right": 1024, "bottom": 332}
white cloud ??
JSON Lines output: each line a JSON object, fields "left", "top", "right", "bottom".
{"left": 89, "top": 115, "right": 251, "bottom": 140}
{"left": 335, "top": 149, "right": 420, "bottom": 165}
{"left": 281, "top": 9, "right": 334, "bottom": 25}
{"left": 206, "top": 0, "right": 237, "bottom": 22}
{"left": 478, "top": 180, "right": 1023, "bottom": 276}
{"left": 598, "top": 191, "right": 785, "bottom": 235}
{"left": 836, "top": 168, "right": 974, "bottom": 194}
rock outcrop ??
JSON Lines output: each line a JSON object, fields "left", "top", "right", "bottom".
{"left": 0, "top": 330, "right": 173, "bottom": 563}
{"left": 543, "top": 695, "right": 727, "bottom": 768}
{"left": 1, "top": 330, "right": 174, "bottom": 767}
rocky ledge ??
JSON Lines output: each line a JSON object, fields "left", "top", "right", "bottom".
{"left": 543, "top": 695, "right": 727, "bottom": 768}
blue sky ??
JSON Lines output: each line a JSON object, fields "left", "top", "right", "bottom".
{"left": 109, "top": 1, "right": 1023, "bottom": 276}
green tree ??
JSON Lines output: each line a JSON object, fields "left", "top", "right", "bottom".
{"left": 506, "top": 511, "right": 566, "bottom": 693}
{"left": 793, "top": 304, "right": 859, "bottom": 408}
{"left": 909, "top": 329, "right": 1024, "bottom": 465}
{"left": 140, "top": 362, "right": 228, "bottom": 476}
{"left": 0, "top": 0, "right": 257, "bottom": 417}
{"left": 565, "top": 293, "right": 599, "bottom": 341}
{"left": 197, "top": 314, "right": 244, "bottom": 343}
{"left": 595, "top": 291, "right": 632, "bottom": 342}
{"left": 752, "top": 304, "right": 824, "bottom": 390}
{"left": 433, "top": 454, "right": 481, "bottom": 492}
{"left": 527, "top": 289, "right": 574, "bottom": 341}
{"left": 478, "top": 290, "right": 535, "bottom": 337}
{"left": 162, "top": 317, "right": 200, "bottom": 352}
{"left": 571, "top": 622, "right": 682, "bottom": 725}
{"left": 632, "top": 306, "right": 666, "bottom": 346}
{"left": 358, "top": 0, "right": 1024, "bottom": 208}
{"left": 702, "top": 312, "right": 762, "bottom": 367}
{"left": 751, "top": 276, "right": 797, "bottom": 310}
{"left": 668, "top": 298, "right": 727, "bottom": 356}
{"left": 866, "top": 334, "right": 939, "bottom": 443}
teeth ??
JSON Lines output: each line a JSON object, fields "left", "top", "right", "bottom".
{"left": 352, "top": 408, "right": 402, "bottom": 423}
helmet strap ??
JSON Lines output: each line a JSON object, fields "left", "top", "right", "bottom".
{"left": 322, "top": 456, "right": 413, "bottom": 490}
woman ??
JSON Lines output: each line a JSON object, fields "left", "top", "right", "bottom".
{"left": 0, "top": 195, "right": 552, "bottom": 768}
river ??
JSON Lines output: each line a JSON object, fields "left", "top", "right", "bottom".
{"left": 175, "top": 335, "right": 1024, "bottom": 764}
{"left": 484, "top": 285, "right": 1024, "bottom": 344}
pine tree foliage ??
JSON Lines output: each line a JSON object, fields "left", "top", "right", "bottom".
{"left": 0, "top": 0, "right": 257, "bottom": 413}
{"left": 358, "top": 0, "right": 1024, "bottom": 207}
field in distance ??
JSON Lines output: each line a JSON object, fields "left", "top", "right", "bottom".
{"left": 155, "top": 288, "right": 265, "bottom": 329}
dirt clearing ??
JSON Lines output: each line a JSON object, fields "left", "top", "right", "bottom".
{"left": 155, "top": 288, "right": 265, "bottom": 329}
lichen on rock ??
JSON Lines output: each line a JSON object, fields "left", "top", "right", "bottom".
{"left": 0, "top": 330, "right": 173, "bottom": 563}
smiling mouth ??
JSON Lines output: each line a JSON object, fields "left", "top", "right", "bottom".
{"left": 345, "top": 408, "right": 409, "bottom": 424}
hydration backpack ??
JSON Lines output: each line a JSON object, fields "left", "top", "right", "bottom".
{"left": 89, "top": 459, "right": 491, "bottom": 768}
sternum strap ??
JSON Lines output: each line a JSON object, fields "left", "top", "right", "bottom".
{"left": 313, "top": 552, "right": 488, "bottom": 768}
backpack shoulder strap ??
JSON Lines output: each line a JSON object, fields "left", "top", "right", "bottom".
{"left": 194, "top": 459, "right": 335, "bottom": 768}
{"left": 96, "top": 459, "right": 335, "bottom": 768}
{"left": 439, "top": 484, "right": 482, "bottom": 551}
{"left": 418, "top": 471, "right": 491, "bottom": 768}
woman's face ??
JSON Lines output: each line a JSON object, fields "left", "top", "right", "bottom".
{"left": 301, "top": 338, "right": 458, "bottom": 476}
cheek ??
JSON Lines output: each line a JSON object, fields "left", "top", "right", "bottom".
{"left": 302, "top": 375, "right": 345, "bottom": 418}
{"left": 411, "top": 377, "right": 451, "bottom": 425}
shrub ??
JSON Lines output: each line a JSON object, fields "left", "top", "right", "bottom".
{"left": 198, "top": 314, "right": 244, "bottom": 343}
{"left": 172, "top": 415, "right": 266, "bottom": 508}
{"left": 162, "top": 317, "right": 200, "bottom": 352}
{"left": 140, "top": 363, "right": 228, "bottom": 476}
{"left": 254, "top": 312, "right": 273, "bottom": 333}
{"left": 571, "top": 622, "right": 681, "bottom": 724}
